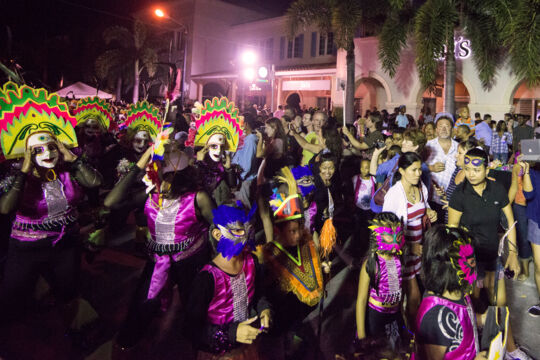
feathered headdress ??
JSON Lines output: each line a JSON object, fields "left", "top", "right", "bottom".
{"left": 194, "top": 97, "right": 242, "bottom": 152}
{"left": 72, "top": 96, "right": 114, "bottom": 131}
{"left": 0, "top": 81, "right": 78, "bottom": 159}
{"left": 447, "top": 227, "right": 477, "bottom": 294}
{"left": 123, "top": 101, "right": 162, "bottom": 141}
{"left": 368, "top": 213, "right": 405, "bottom": 255}
{"left": 269, "top": 167, "right": 304, "bottom": 223}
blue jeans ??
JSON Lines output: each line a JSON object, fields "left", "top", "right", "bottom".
{"left": 493, "top": 152, "right": 508, "bottom": 163}
{"left": 513, "top": 203, "right": 532, "bottom": 259}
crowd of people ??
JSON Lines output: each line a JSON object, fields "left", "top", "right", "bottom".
{"left": 1, "top": 79, "right": 540, "bottom": 360}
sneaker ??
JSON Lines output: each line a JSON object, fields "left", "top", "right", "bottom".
{"left": 528, "top": 303, "right": 540, "bottom": 317}
{"left": 504, "top": 347, "right": 533, "bottom": 360}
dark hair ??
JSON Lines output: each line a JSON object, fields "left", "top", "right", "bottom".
{"left": 265, "top": 117, "right": 287, "bottom": 142}
{"left": 321, "top": 119, "right": 343, "bottom": 159}
{"left": 475, "top": 112, "right": 481, "bottom": 118}
{"left": 370, "top": 114, "right": 383, "bottom": 132}
{"left": 458, "top": 138, "right": 478, "bottom": 152}
{"left": 464, "top": 147, "right": 489, "bottom": 168}
{"left": 365, "top": 212, "right": 403, "bottom": 294}
{"left": 496, "top": 120, "right": 507, "bottom": 133}
{"left": 387, "top": 144, "right": 402, "bottom": 159}
{"left": 422, "top": 225, "right": 469, "bottom": 295}
{"left": 483, "top": 114, "right": 492, "bottom": 121}
{"left": 458, "top": 124, "right": 470, "bottom": 135}
{"left": 403, "top": 128, "right": 427, "bottom": 153}
{"left": 393, "top": 152, "right": 422, "bottom": 184}
{"left": 392, "top": 128, "right": 405, "bottom": 136}
{"left": 164, "top": 166, "right": 199, "bottom": 199}
{"left": 242, "top": 112, "right": 257, "bottom": 131}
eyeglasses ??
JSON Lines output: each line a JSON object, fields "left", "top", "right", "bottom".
{"left": 463, "top": 156, "right": 484, "bottom": 166}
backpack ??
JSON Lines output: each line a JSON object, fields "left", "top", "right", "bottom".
{"left": 371, "top": 161, "right": 399, "bottom": 213}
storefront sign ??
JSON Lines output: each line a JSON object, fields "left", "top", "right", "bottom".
{"left": 437, "top": 36, "right": 472, "bottom": 61}
{"left": 282, "top": 80, "right": 331, "bottom": 91}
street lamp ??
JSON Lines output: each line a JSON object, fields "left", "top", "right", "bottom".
{"left": 153, "top": 8, "right": 188, "bottom": 105}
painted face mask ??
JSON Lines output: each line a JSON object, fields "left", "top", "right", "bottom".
{"left": 213, "top": 202, "right": 257, "bottom": 260}
{"left": 84, "top": 118, "right": 102, "bottom": 138}
{"left": 27, "top": 132, "right": 59, "bottom": 169}
{"left": 207, "top": 133, "right": 226, "bottom": 162}
{"left": 133, "top": 130, "right": 150, "bottom": 153}
{"left": 448, "top": 229, "right": 477, "bottom": 293}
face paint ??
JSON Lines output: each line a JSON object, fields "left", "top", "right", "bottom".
{"left": 291, "top": 166, "right": 315, "bottom": 198}
{"left": 464, "top": 156, "right": 484, "bottom": 166}
{"left": 207, "top": 133, "right": 225, "bottom": 162}
{"left": 371, "top": 226, "right": 405, "bottom": 254}
{"left": 133, "top": 131, "right": 150, "bottom": 153}
{"left": 84, "top": 118, "right": 101, "bottom": 137}
{"left": 27, "top": 132, "right": 59, "bottom": 169}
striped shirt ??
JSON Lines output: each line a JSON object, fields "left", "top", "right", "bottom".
{"left": 403, "top": 198, "right": 426, "bottom": 280}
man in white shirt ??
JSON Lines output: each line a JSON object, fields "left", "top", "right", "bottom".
{"left": 425, "top": 113, "right": 458, "bottom": 212}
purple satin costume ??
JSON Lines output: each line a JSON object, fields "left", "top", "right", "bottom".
{"left": 414, "top": 295, "right": 479, "bottom": 360}
{"left": 369, "top": 255, "right": 402, "bottom": 314}
{"left": 11, "top": 172, "right": 82, "bottom": 245}
{"left": 144, "top": 191, "right": 208, "bottom": 300}
{"left": 202, "top": 255, "right": 255, "bottom": 326}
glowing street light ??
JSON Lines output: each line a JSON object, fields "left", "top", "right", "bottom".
{"left": 241, "top": 50, "right": 257, "bottom": 66}
{"left": 243, "top": 68, "right": 256, "bottom": 81}
{"left": 258, "top": 66, "right": 268, "bottom": 79}
{"left": 154, "top": 8, "right": 165, "bottom": 18}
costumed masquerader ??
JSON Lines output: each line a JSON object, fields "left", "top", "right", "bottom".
{"left": 291, "top": 165, "right": 316, "bottom": 233}
{"left": 185, "top": 202, "right": 272, "bottom": 360}
{"left": 87, "top": 101, "right": 162, "bottom": 250}
{"left": 261, "top": 166, "right": 324, "bottom": 360}
{"left": 192, "top": 97, "right": 243, "bottom": 206}
{"left": 0, "top": 82, "right": 102, "bottom": 333}
{"left": 414, "top": 226, "right": 531, "bottom": 360}
{"left": 103, "top": 140, "right": 215, "bottom": 350}
{"left": 356, "top": 212, "right": 405, "bottom": 351}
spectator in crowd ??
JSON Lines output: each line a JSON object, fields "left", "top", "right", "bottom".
{"left": 291, "top": 115, "right": 343, "bottom": 161}
{"left": 454, "top": 106, "right": 475, "bottom": 135}
{"left": 396, "top": 105, "right": 409, "bottom": 128}
{"left": 274, "top": 104, "right": 284, "bottom": 119}
{"left": 454, "top": 124, "right": 471, "bottom": 143}
{"left": 256, "top": 117, "right": 287, "bottom": 181}
{"left": 513, "top": 114, "right": 534, "bottom": 157}
{"left": 475, "top": 113, "right": 493, "bottom": 154}
{"left": 342, "top": 114, "right": 385, "bottom": 153}
{"left": 301, "top": 112, "right": 313, "bottom": 136}
{"left": 474, "top": 111, "right": 482, "bottom": 125}
{"left": 299, "top": 111, "right": 327, "bottom": 165}
{"left": 423, "top": 107, "right": 434, "bottom": 124}
{"left": 491, "top": 120, "right": 513, "bottom": 163}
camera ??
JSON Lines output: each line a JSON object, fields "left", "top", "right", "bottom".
{"left": 375, "top": 140, "right": 386, "bottom": 149}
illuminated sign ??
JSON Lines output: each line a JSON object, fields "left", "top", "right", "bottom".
{"left": 282, "top": 80, "right": 331, "bottom": 91}
{"left": 437, "top": 36, "right": 472, "bottom": 61}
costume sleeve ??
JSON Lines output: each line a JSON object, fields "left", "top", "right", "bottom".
{"left": 71, "top": 158, "right": 103, "bottom": 188}
{"left": 103, "top": 166, "right": 146, "bottom": 210}
{"left": 252, "top": 254, "right": 272, "bottom": 315}
{"left": 185, "top": 270, "right": 240, "bottom": 353}
{"left": 0, "top": 172, "right": 26, "bottom": 215}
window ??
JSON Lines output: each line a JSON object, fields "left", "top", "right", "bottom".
{"left": 280, "top": 36, "right": 285, "bottom": 60}
{"left": 318, "top": 32, "right": 335, "bottom": 56}
{"left": 265, "top": 38, "right": 274, "bottom": 61}
{"left": 287, "top": 35, "right": 304, "bottom": 59}
{"left": 311, "top": 32, "right": 317, "bottom": 57}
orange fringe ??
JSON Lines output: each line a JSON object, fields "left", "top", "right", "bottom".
{"left": 319, "top": 218, "right": 336, "bottom": 258}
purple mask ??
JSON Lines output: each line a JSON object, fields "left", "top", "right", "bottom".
{"left": 370, "top": 225, "right": 405, "bottom": 254}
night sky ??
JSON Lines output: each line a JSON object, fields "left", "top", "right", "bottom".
{"left": 0, "top": 0, "right": 292, "bottom": 90}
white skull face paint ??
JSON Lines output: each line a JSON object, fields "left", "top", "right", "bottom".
{"left": 84, "top": 118, "right": 101, "bottom": 137}
{"left": 133, "top": 131, "right": 150, "bottom": 153}
{"left": 207, "top": 133, "right": 226, "bottom": 162}
{"left": 27, "top": 132, "right": 59, "bottom": 169}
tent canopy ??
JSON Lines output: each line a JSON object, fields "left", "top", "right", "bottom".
{"left": 56, "top": 82, "right": 113, "bottom": 99}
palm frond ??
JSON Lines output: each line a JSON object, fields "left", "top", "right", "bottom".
{"left": 504, "top": 0, "right": 540, "bottom": 86}
{"left": 378, "top": 10, "right": 411, "bottom": 77}
{"left": 140, "top": 48, "right": 159, "bottom": 77}
{"left": 95, "top": 49, "right": 127, "bottom": 79}
{"left": 286, "top": 0, "right": 331, "bottom": 38}
{"left": 102, "top": 26, "right": 133, "bottom": 48}
{"left": 133, "top": 20, "right": 148, "bottom": 50}
{"left": 463, "top": 11, "right": 504, "bottom": 89}
{"left": 332, "top": 0, "right": 363, "bottom": 50}
{"left": 414, "top": 0, "right": 459, "bottom": 89}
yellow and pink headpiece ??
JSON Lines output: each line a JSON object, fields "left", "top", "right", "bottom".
{"left": 0, "top": 81, "right": 78, "bottom": 159}
{"left": 194, "top": 97, "right": 242, "bottom": 152}
{"left": 72, "top": 96, "right": 114, "bottom": 131}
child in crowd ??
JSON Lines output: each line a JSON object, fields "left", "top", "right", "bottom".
{"left": 356, "top": 212, "right": 405, "bottom": 351}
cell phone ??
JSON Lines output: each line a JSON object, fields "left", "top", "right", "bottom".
{"left": 375, "top": 140, "right": 386, "bottom": 149}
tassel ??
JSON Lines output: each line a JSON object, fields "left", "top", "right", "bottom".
{"left": 319, "top": 218, "right": 336, "bottom": 258}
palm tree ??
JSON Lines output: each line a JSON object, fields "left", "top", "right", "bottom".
{"left": 95, "top": 20, "right": 165, "bottom": 103}
{"left": 378, "top": 0, "right": 539, "bottom": 115}
{"left": 287, "top": 0, "right": 376, "bottom": 124}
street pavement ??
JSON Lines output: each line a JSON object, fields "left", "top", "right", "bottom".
{"left": 0, "top": 224, "right": 539, "bottom": 360}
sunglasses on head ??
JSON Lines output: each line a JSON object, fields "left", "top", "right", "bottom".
{"left": 464, "top": 156, "right": 484, "bottom": 166}
{"left": 32, "top": 143, "right": 58, "bottom": 155}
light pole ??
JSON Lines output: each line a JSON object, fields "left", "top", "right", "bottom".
{"left": 154, "top": 8, "right": 188, "bottom": 105}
